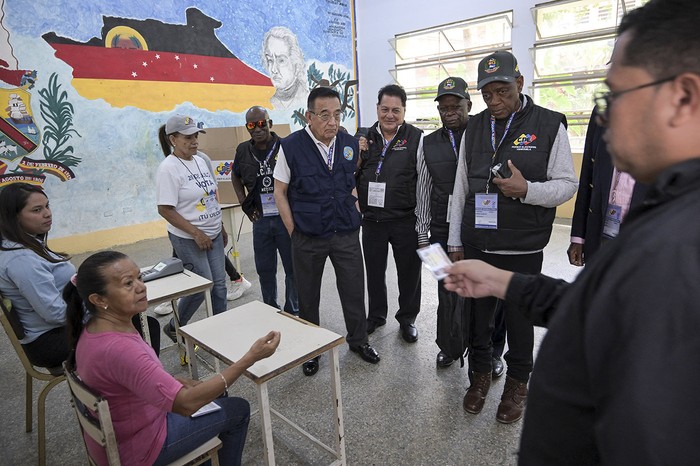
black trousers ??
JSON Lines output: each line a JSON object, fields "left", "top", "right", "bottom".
{"left": 463, "top": 245, "right": 542, "bottom": 383}
{"left": 362, "top": 216, "right": 421, "bottom": 327}
{"left": 291, "top": 229, "right": 368, "bottom": 347}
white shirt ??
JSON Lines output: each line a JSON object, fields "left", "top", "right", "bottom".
{"left": 273, "top": 126, "right": 337, "bottom": 184}
{"left": 156, "top": 151, "right": 222, "bottom": 239}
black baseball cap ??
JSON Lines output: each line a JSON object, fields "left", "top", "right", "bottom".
{"left": 434, "top": 77, "right": 469, "bottom": 101}
{"left": 477, "top": 51, "right": 521, "bottom": 90}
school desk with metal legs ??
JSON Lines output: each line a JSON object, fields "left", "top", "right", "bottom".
{"left": 179, "top": 301, "right": 347, "bottom": 465}
{"left": 143, "top": 269, "right": 213, "bottom": 357}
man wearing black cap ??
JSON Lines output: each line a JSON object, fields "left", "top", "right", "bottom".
{"left": 447, "top": 51, "right": 577, "bottom": 423}
{"left": 416, "top": 77, "right": 472, "bottom": 367}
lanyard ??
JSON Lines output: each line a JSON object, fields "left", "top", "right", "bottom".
{"left": 610, "top": 169, "right": 621, "bottom": 205}
{"left": 486, "top": 111, "right": 517, "bottom": 194}
{"left": 447, "top": 129, "right": 458, "bottom": 158}
{"left": 323, "top": 142, "right": 335, "bottom": 171}
{"left": 256, "top": 140, "right": 278, "bottom": 171}
{"left": 490, "top": 112, "right": 517, "bottom": 154}
{"left": 176, "top": 155, "right": 211, "bottom": 195}
{"left": 375, "top": 133, "right": 397, "bottom": 181}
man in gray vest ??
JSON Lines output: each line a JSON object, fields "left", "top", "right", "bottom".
{"left": 447, "top": 51, "right": 577, "bottom": 423}
{"left": 416, "top": 77, "right": 471, "bottom": 367}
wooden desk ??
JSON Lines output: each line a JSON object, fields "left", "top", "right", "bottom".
{"left": 179, "top": 301, "right": 347, "bottom": 465}
{"left": 142, "top": 269, "right": 214, "bottom": 349}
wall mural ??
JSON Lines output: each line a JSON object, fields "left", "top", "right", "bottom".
{"left": 0, "top": 0, "right": 357, "bottom": 238}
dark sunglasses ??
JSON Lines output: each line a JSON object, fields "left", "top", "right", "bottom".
{"left": 246, "top": 120, "right": 270, "bottom": 130}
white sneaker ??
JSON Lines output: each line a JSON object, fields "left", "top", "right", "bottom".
{"left": 227, "top": 277, "right": 252, "bottom": 301}
{"left": 153, "top": 302, "right": 173, "bottom": 316}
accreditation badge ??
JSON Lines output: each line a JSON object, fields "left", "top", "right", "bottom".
{"left": 203, "top": 193, "right": 219, "bottom": 215}
{"left": 368, "top": 181, "right": 386, "bottom": 208}
{"left": 475, "top": 193, "right": 498, "bottom": 229}
{"left": 602, "top": 203, "right": 622, "bottom": 238}
{"left": 261, "top": 193, "right": 279, "bottom": 217}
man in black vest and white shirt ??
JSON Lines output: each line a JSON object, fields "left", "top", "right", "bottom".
{"left": 416, "top": 77, "right": 471, "bottom": 368}
{"left": 447, "top": 51, "right": 577, "bottom": 424}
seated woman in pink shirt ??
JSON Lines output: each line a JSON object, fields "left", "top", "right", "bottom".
{"left": 64, "top": 250, "right": 280, "bottom": 466}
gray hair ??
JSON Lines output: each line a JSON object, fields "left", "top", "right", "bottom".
{"left": 262, "top": 26, "right": 305, "bottom": 78}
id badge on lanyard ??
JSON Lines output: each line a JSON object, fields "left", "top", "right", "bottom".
{"left": 602, "top": 204, "right": 622, "bottom": 238}
{"left": 370, "top": 136, "right": 394, "bottom": 209}
{"left": 368, "top": 181, "right": 386, "bottom": 208}
{"left": 203, "top": 193, "right": 219, "bottom": 215}
{"left": 261, "top": 193, "right": 279, "bottom": 217}
{"left": 475, "top": 193, "right": 498, "bottom": 229}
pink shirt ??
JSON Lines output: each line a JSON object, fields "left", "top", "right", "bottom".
{"left": 76, "top": 328, "right": 183, "bottom": 466}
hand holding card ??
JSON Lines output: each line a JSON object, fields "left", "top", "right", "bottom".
{"left": 416, "top": 243, "right": 452, "bottom": 280}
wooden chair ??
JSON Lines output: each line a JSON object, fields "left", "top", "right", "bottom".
{"left": 0, "top": 295, "right": 65, "bottom": 466}
{"left": 63, "top": 359, "right": 222, "bottom": 466}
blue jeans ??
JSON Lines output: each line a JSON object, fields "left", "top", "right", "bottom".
{"left": 253, "top": 216, "right": 298, "bottom": 314}
{"left": 152, "top": 397, "right": 250, "bottom": 466}
{"left": 168, "top": 232, "right": 227, "bottom": 326}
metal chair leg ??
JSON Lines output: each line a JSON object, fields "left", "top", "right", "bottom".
{"left": 25, "top": 373, "right": 32, "bottom": 432}
{"left": 37, "top": 375, "right": 65, "bottom": 466}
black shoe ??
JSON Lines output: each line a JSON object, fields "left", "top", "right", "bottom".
{"left": 399, "top": 323, "right": 418, "bottom": 343}
{"left": 366, "top": 320, "right": 385, "bottom": 335}
{"left": 302, "top": 357, "right": 319, "bottom": 376}
{"left": 492, "top": 357, "right": 505, "bottom": 378}
{"left": 350, "top": 343, "right": 380, "bottom": 364}
{"left": 436, "top": 351, "right": 455, "bottom": 368}
{"left": 163, "top": 322, "right": 177, "bottom": 344}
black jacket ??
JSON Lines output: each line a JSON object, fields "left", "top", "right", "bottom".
{"left": 507, "top": 158, "right": 700, "bottom": 464}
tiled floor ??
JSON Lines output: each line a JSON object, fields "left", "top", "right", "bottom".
{"left": 0, "top": 223, "right": 580, "bottom": 465}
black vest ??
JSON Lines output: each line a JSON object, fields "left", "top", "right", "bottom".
{"left": 424, "top": 126, "right": 465, "bottom": 241}
{"left": 281, "top": 129, "right": 361, "bottom": 238}
{"left": 357, "top": 122, "right": 423, "bottom": 221}
{"left": 461, "top": 96, "right": 565, "bottom": 251}
{"left": 234, "top": 133, "right": 281, "bottom": 214}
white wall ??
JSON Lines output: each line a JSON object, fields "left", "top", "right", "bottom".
{"left": 354, "top": 0, "right": 540, "bottom": 126}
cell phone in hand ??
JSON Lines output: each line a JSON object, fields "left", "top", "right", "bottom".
{"left": 491, "top": 162, "right": 512, "bottom": 179}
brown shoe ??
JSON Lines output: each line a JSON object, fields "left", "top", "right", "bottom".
{"left": 496, "top": 376, "right": 528, "bottom": 424}
{"left": 463, "top": 372, "right": 491, "bottom": 414}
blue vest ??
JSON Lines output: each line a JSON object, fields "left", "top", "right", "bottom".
{"left": 281, "top": 129, "right": 361, "bottom": 238}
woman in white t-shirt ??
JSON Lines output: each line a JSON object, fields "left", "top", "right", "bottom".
{"left": 156, "top": 114, "right": 228, "bottom": 340}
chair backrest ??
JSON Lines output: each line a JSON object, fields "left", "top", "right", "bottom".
{"left": 0, "top": 295, "right": 38, "bottom": 375}
{"left": 0, "top": 294, "right": 26, "bottom": 340}
{"left": 63, "top": 359, "right": 122, "bottom": 466}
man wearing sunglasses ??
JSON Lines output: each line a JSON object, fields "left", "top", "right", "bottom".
{"left": 444, "top": 0, "right": 700, "bottom": 462}
{"left": 231, "top": 106, "right": 299, "bottom": 316}
{"left": 274, "top": 87, "right": 380, "bottom": 376}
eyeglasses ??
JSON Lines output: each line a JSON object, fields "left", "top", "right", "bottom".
{"left": 437, "top": 105, "right": 463, "bottom": 114}
{"left": 593, "top": 75, "right": 677, "bottom": 120}
{"left": 246, "top": 120, "right": 269, "bottom": 130}
{"left": 308, "top": 110, "right": 342, "bottom": 122}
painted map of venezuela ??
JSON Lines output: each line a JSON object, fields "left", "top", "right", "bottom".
{"left": 42, "top": 8, "right": 274, "bottom": 112}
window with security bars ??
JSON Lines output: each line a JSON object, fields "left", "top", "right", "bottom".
{"left": 530, "top": 0, "right": 649, "bottom": 152}
{"left": 391, "top": 12, "right": 513, "bottom": 132}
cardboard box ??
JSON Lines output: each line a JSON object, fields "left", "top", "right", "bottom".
{"left": 198, "top": 124, "right": 291, "bottom": 204}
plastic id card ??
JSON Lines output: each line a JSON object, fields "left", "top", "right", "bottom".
{"left": 416, "top": 243, "right": 452, "bottom": 280}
